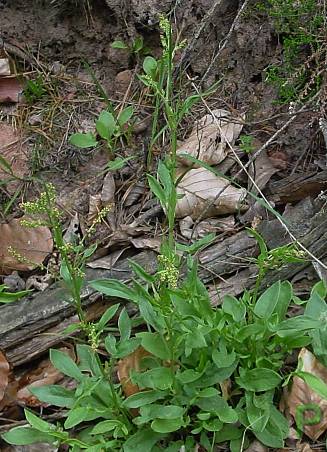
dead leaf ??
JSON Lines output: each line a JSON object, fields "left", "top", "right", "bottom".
{"left": 0, "top": 218, "right": 53, "bottom": 272}
{"left": 0, "top": 349, "right": 10, "bottom": 403}
{"left": 179, "top": 215, "right": 235, "bottom": 240}
{"left": 117, "top": 347, "right": 151, "bottom": 398}
{"left": 63, "top": 212, "right": 80, "bottom": 243}
{"left": 0, "top": 77, "right": 22, "bottom": 103}
{"left": 177, "top": 109, "right": 244, "bottom": 166}
{"left": 101, "top": 172, "right": 115, "bottom": 206}
{"left": 130, "top": 236, "right": 161, "bottom": 251}
{"left": 87, "top": 194, "right": 102, "bottom": 225}
{"left": 0, "top": 58, "right": 11, "bottom": 76}
{"left": 244, "top": 440, "right": 268, "bottom": 452}
{"left": 250, "top": 149, "right": 279, "bottom": 192}
{"left": 286, "top": 348, "right": 327, "bottom": 440}
{"left": 16, "top": 347, "right": 75, "bottom": 406}
{"left": 176, "top": 168, "right": 247, "bottom": 219}
{"left": 87, "top": 248, "right": 126, "bottom": 269}
{"left": 0, "top": 122, "right": 28, "bottom": 193}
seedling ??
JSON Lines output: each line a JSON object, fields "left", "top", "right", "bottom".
{"left": 69, "top": 106, "right": 134, "bottom": 156}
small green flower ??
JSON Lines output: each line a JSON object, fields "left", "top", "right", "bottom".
{"left": 157, "top": 254, "right": 179, "bottom": 288}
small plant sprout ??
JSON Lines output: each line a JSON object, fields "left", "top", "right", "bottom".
{"left": 69, "top": 105, "right": 134, "bottom": 156}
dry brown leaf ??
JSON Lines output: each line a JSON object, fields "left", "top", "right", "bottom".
{"left": 0, "top": 77, "right": 22, "bottom": 103}
{"left": 0, "top": 122, "right": 28, "bottom": 193}
{"left": 176, "top": 168, "right": 247, "bottom": 219}
{"left": 130, "top": 236, "right": 161, "bottom": 251}
{"left": 250, "top": 149, "right": 279, "bottom": 192}
{"left": 179, "top": 215, "right": 235, "bottom": 240}
{"left": 0, "top": 349, "right": 10, "bottom": 403}
{"left": 117, "top": 347, "right": 151, "bottom": 398}
{"left": 87, "top": 248, "right": 126, "bottom": 269}
{"left": 177, "top": 109, "right": 244, "bottom": 166}
{"left": 0, "top": 218, "right": 53, "bottom": 272}
{"left": 101, "top": 171, "right": 115, "bottom": 206}
{"left": 16, "top": 347, "right": 75, "bottom": 406}
{"left": 244, "top": 440, "right": 268, "bottom": 452}
{"left": 0, "top": 58, "right": 11, "bottom": 76}
{"left": 286, "top": 348, "right": 327, "bottom": 440}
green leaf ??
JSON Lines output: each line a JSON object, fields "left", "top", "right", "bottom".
{"left": 90, "top": 279, "right": 139, "bottom": 303}
{"left": 138, "top": 332, "right": 170, "bottom": 360}
{"left": 139, "top": 404, "right": 184, "bottom": 421}
{"left": 116, "top": 337, "right": 141, "bottom": 358}
{"left": 0, "top": 155, "right": 13, "bottom": 173}
{"left": 133, "top": 367, "right": 174, "bottom": 390}
{"left": 123, "top": 390, "right": 167, "bottom": 409}
{"left": 2, "top": 427, "right": 55, "bottom": 445}
{"left": 254, "top": 406, "right": 288, "bottom": 448}
{"left": 236, "top": 368, "right": 282, "bottom": 391}
{"left": 123, "top": 429, "right": 164, "bottom": 452}
{"left": 128, "top": 260, "right": 155, "bottom": 284}
{"left": 29, "top": 385, "right": 75, "bottom": 408}
{"left": 147, "top": 174, "right": 166, "bottom": 207}
{"left": 96, "top": 303, "right": 120, "bottom": 332}
{"left": 118, "top": 106, "right": 134, "bottom": 126}
{"left": 118, "top": 308, "right": 131, "bottom": 342}
{"left": 195, "top": 395, "right": 238, "bottom": 423}
{"left": 274, "top": 316, "right": 323, "bottom": 336}
{"left": 24, "top": 410, "right": 53, "bottom": 433}
{"left": 105, "top": 156, "right": 133, "bottom": 171}
{"left": 222, "top": 295, "right": 246, "bottom": 322}
{"left": 143, "top": 56, "right": 157, "bottom": 77}
{"left": 91, "top": 420, "right": 123, "bottom": 434}
{"left": 212, "top": 348, "right": 237, "bottom": 368}
{"left": 254, "top": 281, "right": 292, "bottom": 321}
{"left": 50, "top": 349, "right": 84, "bottom": 382}
{"left": 176, "top": 233, "right": 215, "bottom": 255}
{"left": 96, "top": 110, "right": 116, "bottom": 140}
{"left": 69, "top": 132, "right": 97, "bottom": 148}
{"left": 214, "top": 425, "right": 243, "bottom": 442}
{"left": 111, "top": 40, "right": 128, "bottom": 49}
{"left": 296, "top": 371, "right": 327, "bottom": 399}
{"left": 64, "top": 407, "right": 88, "bottom": 429}
{"left": 151, "top": 417, "right": 184, "bottom": 433}
{"left": 0, "top": 286, "right": 31, "bottom": 303}
{"left": 76, "top": 344, "right": 103, "bottom": 377}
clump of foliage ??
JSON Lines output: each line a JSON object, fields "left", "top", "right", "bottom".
{"left": 257, "top": 0, "right": 325, "bottom": 103}
{"left": 3, "top": 12, "right": 327, "bottom": 452}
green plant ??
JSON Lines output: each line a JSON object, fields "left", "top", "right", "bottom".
{"left": 24, "top": 76, "right": 46, "bottom": 104}
{"left": 18, "top": 183, "right": 109, "bottom": 329}
{"left": 111, "top": 36, "right": 150, "bottom": 58}
{"left": 4, "top": 13, "right": 327, "bottom": 452}
{"left": 239, "top": 135, "right": 254, "bottom": 154}
{"left": 69, "top": 106, "right": 134, "bottom": 156}
{"left": 0, "top": 285, "right": 31, "bottom": 303}
{"left": 256, "top": 0, "right": 325, "bottom": 103}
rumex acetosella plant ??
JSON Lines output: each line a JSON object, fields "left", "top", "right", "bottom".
{"left": 3, "top": 14, "right": 327, "bottom": 452}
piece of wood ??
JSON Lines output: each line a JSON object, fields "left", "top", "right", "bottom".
{"left": 268, "top": 171, "right": 327, "bottom": 204}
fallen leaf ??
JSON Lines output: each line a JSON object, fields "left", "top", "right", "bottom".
{"left": 87, "top": 248, "right": 126, "bottom": 269}
{"left": 130, "top": 236, "right": 161, "bottom": 251}
{"left": 176, "top": 167, "right": 247, "bottom": 219}
{"left": 0, "top": 349, "right": 10, "bottom": 403}
{"left": 16, "top": 347, "right": 75, "bottom": 406}
{"left": 0, "top": 57, "right": 11, "bottom": 76}
{"left": 0, "top": 77, "right": 22, "bottom": 103}
{"left": 286, "top": 348, "right": 327, "bottom": 440}
{"left": 179, "top": 215, "right": 235, "bottom": 240}
{"left": 0, "top": 122, "right": 28, "bottom": 193}
{"left": 101, "top": 171, "right": 115, "bottom": 206}
{"left": 0, "top": 218, "right": 53, "bottom": 272}
{"left": 117, "top": 347, "right": 151, "bottom": 398}
{"left": 63, "top": 212, "right": 80, "bottom": 243}
{"left": 245, "top": 440, "right": 268, "bottom": 452}
{"left": 177, "top": 109, "right": 244, "bottom": 166}
{"left": 250, "top": 149, "right": 279, "bottom": 192}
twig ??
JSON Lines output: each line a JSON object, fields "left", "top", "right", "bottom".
{"left": 173, "top": 0, "right": 226, "bottom": 78}
{"left": 200, "top": 0, "right": 252, "bottom": 84}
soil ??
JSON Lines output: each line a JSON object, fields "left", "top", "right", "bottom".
{"left": 0, "top": 0, "right": 327, "bottom": 450}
